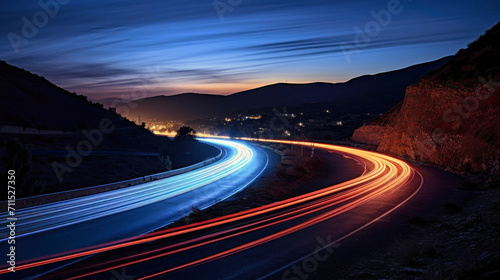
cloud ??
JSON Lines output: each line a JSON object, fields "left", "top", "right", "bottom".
{"left": 1, "top": 0, "right": 499, "bottom": 98}
{"left": 239, "top": 29, "right": 476, "bottom": 63}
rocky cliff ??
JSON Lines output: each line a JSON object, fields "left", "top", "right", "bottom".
{"left": 353, "top": 22, "right": 500, "bottom": 176}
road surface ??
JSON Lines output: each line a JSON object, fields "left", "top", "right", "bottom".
{"left": 0, "top": 138, "right": 269, "bottom": 276}
{"left": 1, "top": 139, "right": 435, "bottom": 280}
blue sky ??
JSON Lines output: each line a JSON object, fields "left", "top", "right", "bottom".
{"left": 1, "top": 0, "right": 499, "bottom": 99}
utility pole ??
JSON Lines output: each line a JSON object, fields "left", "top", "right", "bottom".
{"left": 138, "top": 116, "right": 141, "bottom": 124}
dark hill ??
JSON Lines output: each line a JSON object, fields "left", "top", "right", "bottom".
{"left": 227, "top": 57, "right": 451, "bottom": 110}
{"left": 116, "top": 57, "right": 451, "bottom": 122}
{"left": 0, "top": 61, "right": 134, "bottom": 131}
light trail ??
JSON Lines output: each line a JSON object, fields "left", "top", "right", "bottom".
{"left": 0, "top": 139, "right": 421, "bottom": 279}
{"left": 0, "top": 138, "right": 253, "bottom": 241}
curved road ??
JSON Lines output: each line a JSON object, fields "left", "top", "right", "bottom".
{"left": 0, "top": 138, "right": 269, "bottom": 268}
{"left": 1, "top": 139, "right": 428, "bottom": 280}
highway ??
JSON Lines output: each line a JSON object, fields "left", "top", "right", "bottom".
{"left": 1, "top": 139, "right": 429, "bottom": 280}
{"left": 0, "top": 138, "right": 269, "bottom": 269}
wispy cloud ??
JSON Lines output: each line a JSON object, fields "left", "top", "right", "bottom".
{"left": 1, "top": 0, "right": 499, "bottom": 98}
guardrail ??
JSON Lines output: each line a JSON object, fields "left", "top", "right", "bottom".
{"left": 4, "top": 142, "right": 224, "bottom": 209}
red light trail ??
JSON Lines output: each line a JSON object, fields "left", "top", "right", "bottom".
{"left": 0, "top": 139, "right": 422, "bottom": 279}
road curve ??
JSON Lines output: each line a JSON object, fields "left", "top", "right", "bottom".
{"left": 0, "top": 138, "right": 269, "bottom": 263}
{"left": 1, "top": 139, "right": 423, "bottom": 280}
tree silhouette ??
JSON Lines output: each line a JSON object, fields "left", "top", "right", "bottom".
{"left": 175, "top": 126, "right": 196, "bottom": 142}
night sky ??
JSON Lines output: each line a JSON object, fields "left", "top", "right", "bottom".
{"left": 1, "top": 0, "right": 499, "bottom": 99}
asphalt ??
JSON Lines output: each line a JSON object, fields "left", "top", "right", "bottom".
{"left": 5, "top": 143, "right": 470, "bottom": 280}
{"left": 31, "top": 144, "right": 368, "bottom": 280}
{"left": 260, "top": 163, "right": 470, "bottom": 280}
{"left": 0, "top": 139, "right": 271, "bottom": 280}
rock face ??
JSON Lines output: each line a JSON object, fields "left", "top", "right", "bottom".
{"left": 353, "top": 22, "right": 500, "bottom": 175}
